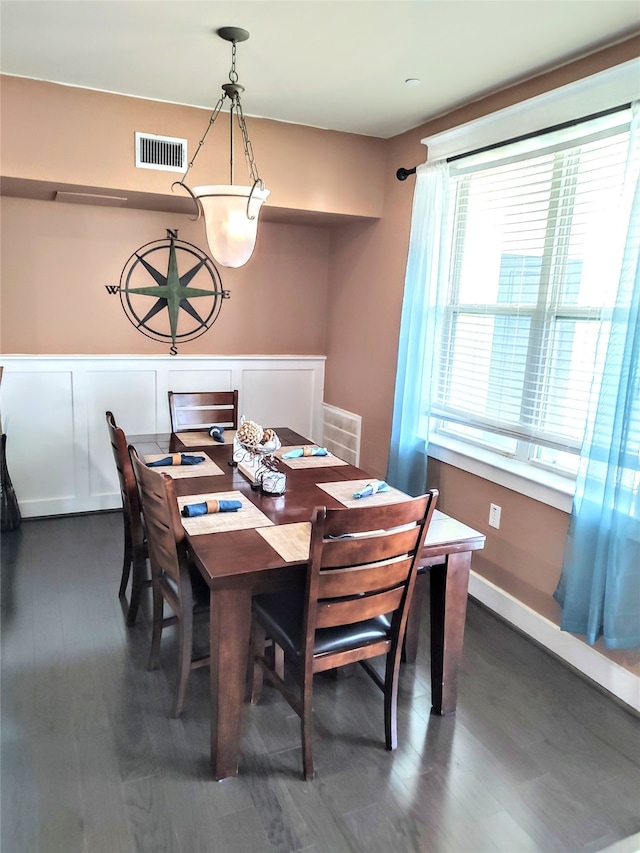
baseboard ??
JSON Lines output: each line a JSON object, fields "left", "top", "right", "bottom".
{"left": 468, "top": 572, "right": 640, "bottom": 714}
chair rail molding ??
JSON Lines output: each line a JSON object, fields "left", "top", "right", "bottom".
{"left": 0, "top": 355, "right": 326, "bottom": 518}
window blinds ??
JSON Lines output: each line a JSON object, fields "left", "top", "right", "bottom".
{"left": 433, "top": 109, "right": 633, "bottom": 456}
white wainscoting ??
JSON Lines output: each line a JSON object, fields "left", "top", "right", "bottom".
{"left": 0, "top": 355, "right": 326, "bottom": 518}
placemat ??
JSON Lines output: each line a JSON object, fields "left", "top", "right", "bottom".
{"left": 276, "top": 446, "right": 348, "bottom": 469}
{"left": 143, "top": 454, "right": 224, "bottom": 478}
{"left": 178, "top": 490, "right": 274, "bottom": 535}
{"left": 175, "top": 430, "right": 236, "bottom": 447}
{"left": 257, "top": 522, "right": 311, "bottom": 563}
{"left": 316, "top": 479, "right": 411, "bottom": 508}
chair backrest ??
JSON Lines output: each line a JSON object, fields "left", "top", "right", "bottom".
{"left": 168, "top": 391, "right": 238, "bottom": 433}
{"left": 129, "top": 444, "right": 190, "bottom": 599}
{"left": 304, "top": 490, "right": 438, "bottom": 663}
{"left": 106, "top": 411, "right": 142, "bottom": 525}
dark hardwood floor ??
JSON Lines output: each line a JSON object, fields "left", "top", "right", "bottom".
{"left": 2, "top": 512, "right": 639, "bottom": 853}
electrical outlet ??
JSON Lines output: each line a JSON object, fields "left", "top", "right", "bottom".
{"left": 489, "top": 503, "right": 501, "bottom": 529}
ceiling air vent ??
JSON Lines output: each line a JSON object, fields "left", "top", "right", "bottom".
{"left": 135, "top": 132, "right": 187, "bottom": 173}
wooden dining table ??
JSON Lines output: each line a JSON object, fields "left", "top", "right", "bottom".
{"left": 131, "top": 427, "right": 485, "bottom": 780}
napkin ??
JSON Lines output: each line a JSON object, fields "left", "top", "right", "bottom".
{"left": 181, "top": 499, "right": 242, "bottom": 517}
{"left": 147, "top": 454, "right": 205, "bottom": 467}
{"left": 208, "top": 425, "right": 225, "bottom": 442}
{"left": 353, "top": 480, "right": 390, "bottom": 499}
{"left": 282, "top": 446, "right": 329, "bottom": 459}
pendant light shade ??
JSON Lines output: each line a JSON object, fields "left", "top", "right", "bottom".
{"left": 173, "top": 27, "right": 269, "bottom": 269}
{"left": 194, "top": 184, "right": 270, "bottom": 268}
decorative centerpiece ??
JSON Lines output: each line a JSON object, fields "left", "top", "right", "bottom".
{"left": 233, "top": 418, "right": 286, "bottom": 494}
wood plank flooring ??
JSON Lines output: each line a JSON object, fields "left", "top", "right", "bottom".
{"left": 2, "top": 512, "right": 639, "bottom": 853}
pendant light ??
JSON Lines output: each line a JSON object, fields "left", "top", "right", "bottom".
{"left": 174, "top": 27, "right": 269, "bottom": 268}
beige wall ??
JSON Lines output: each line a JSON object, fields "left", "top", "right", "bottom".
{"left": 1, "top": 197, "right": 330, "bottom": 355}
{"left": 2, "top": 37, "right": 639, "bottom": 675}
{"left": 1, "top": 76, "right": 387, "bottom": 219}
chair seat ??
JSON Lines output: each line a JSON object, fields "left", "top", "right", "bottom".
{"left": 253, "top": 592, "right": 392, "bottom": 658}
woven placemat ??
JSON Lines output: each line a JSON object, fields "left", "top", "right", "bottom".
{"left": 257, "top": 522, "right": 311, "bottom": 563}
{"left": 175, "top": 430, "right": 236, "bottom": 447}
{"left": 143, "top": 454, "right": 224, "bottom": 478}
{"left": 178, "top": 490, "right": 273, "bottom": 535}
{"left": 316, "top": 479, "right": 411, "bottom": 508}
{"left": 276, "top": 447, "right": 348, "bottom": 469}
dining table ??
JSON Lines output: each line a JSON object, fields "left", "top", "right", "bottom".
{"left": 131, "top": 427, "right": 486, "bottom": 780}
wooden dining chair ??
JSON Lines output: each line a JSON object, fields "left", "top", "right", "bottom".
{"left": 105, "top": 411, "right": 150, "bottom": 626}
{"left": 129, "top": 445, "right": 210, "bottom": 718}
{"left": 249, "top": 489, "right": 438, "bottom": 780}
{"left": 168, "top": 390, "right": 238, "bottom": 434}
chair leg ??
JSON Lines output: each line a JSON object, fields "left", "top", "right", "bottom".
{"left": 173, "top": 604, "right": 193, "bottom": 718}
{"left": 383, "top": 650, "right": 401, "bottom": 751}
{"left": 301, "top": 677, "right": 314, "bottom": 781}
{"left": 126, "top": 546, "right": 147, "bottom": 627}
{"left": 118, "top": 518, "right": 132, "bottom": 600}
{"left": 148, "top": 584, "right": 164, "bottom": 671}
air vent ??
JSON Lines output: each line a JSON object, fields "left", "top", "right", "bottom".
{"left": 135, "top": 132, "right": 187, "bottom": 173}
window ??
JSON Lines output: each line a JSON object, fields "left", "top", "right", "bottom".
{"left": 431, "top": 111, "right": 633, "bottom": 478}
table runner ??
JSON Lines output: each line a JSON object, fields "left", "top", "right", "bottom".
{"left": 316, "top": 479, "right": 411, "bottom": 508}
{"left": 175, "top": 430, "right": 236, "bottom": 447}
{"left": 276, "top": 447, "right": 348, "bottom": 469}
{"left": 143, "top": 454, "right": 224, "bottom": 478}
{"left": 178, "top": 490, "right": 274, "bottom": 535}
{"left": 257, "top": 522, "right": 311, "bottom": 562}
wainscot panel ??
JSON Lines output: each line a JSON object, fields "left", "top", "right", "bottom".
{"left": 0, "top": 355, "right": 325, "bottom": 517}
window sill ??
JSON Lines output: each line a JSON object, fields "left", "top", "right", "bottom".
{"left": 428, "top": 436, "right": 575, "bottom": 513}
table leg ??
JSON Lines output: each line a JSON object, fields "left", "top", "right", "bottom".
{"left": 429, "top": 551, "right": 471, "bottom": 715}
{"left": 209, "top": 586, "right": 252, "bottom": 780}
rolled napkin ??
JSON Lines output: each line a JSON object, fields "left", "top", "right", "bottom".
{"left": 146, "top": 454, "right": 205, "bottom": 467}
{"left": 181, "top": 499, "right": 242, "bottom": 517}
{"left": 282, "top": 446, "right": 329, "bottom": 459}
{"left": 353, "top": 480, "right": 390, "bottom": 499}
{"left": 208, "top": 425, "right": 225, "bottom": 442}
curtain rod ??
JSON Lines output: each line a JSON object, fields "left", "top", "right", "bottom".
{"left": 395, "top": 101, "right": 632, "bottom": 181}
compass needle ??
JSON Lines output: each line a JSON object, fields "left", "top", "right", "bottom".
{"left": 135, "top": 253, "right": 168, "bottom": 286}
{"left": 179, "top": 258, "right": 209, "bottom": 287}
{"left": 119, "top": 235, "right": 227, "bottom": 352}
{"left": 179, "top": 300, "right": 205, "bottom": 324}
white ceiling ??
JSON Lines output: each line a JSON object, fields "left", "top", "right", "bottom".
{"left": 1, "top": 1, "right": 639, "bottom": 138}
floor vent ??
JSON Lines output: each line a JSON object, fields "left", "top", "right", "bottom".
{"left": 135, "top": 132, "right": 187, "bottom": 173}
{"left": 322, "top": 404, "right": 361, "bottom": 466}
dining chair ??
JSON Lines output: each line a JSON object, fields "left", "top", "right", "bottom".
{"left": 105, "top": 411, "right": 150, "bottom": 626}
{"left": 249, "top": 489, "right": 438, "bottom": 780}
{"left": 168, "top": 390, "right": 238, "bottom": 434}
{"left": 129, "top": 444, "right": 210, "bottom": 718}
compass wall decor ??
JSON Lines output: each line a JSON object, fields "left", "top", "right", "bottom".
{"left": 112, "top": 230, "right": 229, "bottom": 354}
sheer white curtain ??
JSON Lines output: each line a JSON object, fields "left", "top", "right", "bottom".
{"left": 554, "top": 101, "right": 640, "bottom": 648}
{"left": 387, "top": 160, "right": 450, "bottom": 495}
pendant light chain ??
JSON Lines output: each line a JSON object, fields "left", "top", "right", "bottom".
{"left": 176, "top": 35, "right": 262, "bottom": 188}
{"left": 179, "top": 95, "right": 226, "bottom": 185}
{"left": 229, "top": 40, "right": 239, "bottom": 83}
{"left": 229, "top": 37, "right": 262, "bottom": 187}
{"left": 236, "top": 99, "right": 262, "bottom": 187}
